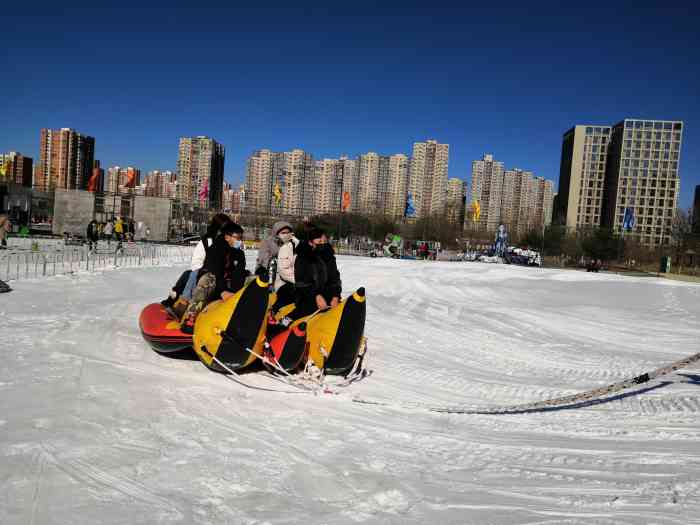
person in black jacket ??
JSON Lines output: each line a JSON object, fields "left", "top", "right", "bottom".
{"left": 86, "top": 219, "right": 99, "bottom": 251}
{"left": 290, "top": 226, "right": 342, "bottom": 320}
{"left": 180, "top": 222, "right": 248, "bottom": 333}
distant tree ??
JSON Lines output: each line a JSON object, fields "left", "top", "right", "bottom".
{"left": 581, "top": 228, "right": 621, "bottom": 261}
{"left": 669, "top": 208, "right": 693, "bottom": 262}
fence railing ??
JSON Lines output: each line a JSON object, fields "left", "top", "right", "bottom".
{"left": 0, "top": 242, "right": 193, "bottom": 282}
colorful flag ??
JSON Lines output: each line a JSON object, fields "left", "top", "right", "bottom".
{"left": 471, "top": 200, "right": 481, "bottom": 223}
{"left": 405, "top": 192, "right": 416, "bottom": 218}
{"left": 199, "top": 179, "right": 209, "bottom": 204}
{"left": 622, "top": 207, "right": 635, "bottom": 231}
{"left": 273, "top": 183, "right": 283, "bottom": 205}
{"left": 342, "top": 191, "right": 351, "bottom": 212}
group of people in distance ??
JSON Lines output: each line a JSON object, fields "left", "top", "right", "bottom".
{"left": 161, "top": 214, "right": 341, "bottom": 334}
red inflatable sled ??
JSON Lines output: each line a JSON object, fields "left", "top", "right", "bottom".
{"left": 139, "top": 303, "right": 192, "bottom": 353}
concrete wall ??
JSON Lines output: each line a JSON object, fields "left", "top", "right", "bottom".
{"left": 133, "top": 195, "right": 171, "bottom": 241}
{"left": 52, "top": 189, "right": 95, "bottom": 236}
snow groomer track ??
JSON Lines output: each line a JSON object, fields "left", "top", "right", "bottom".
{"left": 2, "top": 254, "right": 700, "bottom": 524}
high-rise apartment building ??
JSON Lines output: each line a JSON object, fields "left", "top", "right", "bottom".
{"left": 471, "top": 154, "right": 505, "bottom": 232}
{"left": 602, "top": 119, "right": 682, "bottom": 246}
{"left": 407, "top": 140, "right": 449, "bottom": 218}
{"left": 555, "top": 125, "right": 611, "bottom": 229}
{"left": 222, "top": 183, "right": 244, "bottom": 213}
{"left": 501, "top": 169, "right": 534, "bottom": 238}
{"left": 36, "top": 128, "right": 95, "bottom": 192}
{"left": 530, "top": 177, "right": 554, "bottom": 232}
{"left": 557, "top": 119, "right": 683, "bottom": 247}
{"left": 285, "top": 149, "right": 315, "bottom": 216}
{"left": 314, "top": 159, "right": 344, "bottom": 214}
{"left": 144, "top": 170, "right": 176, "bottom": 198}
{"left": 245, "top": 149, "right": 275, "bottom": 213}
{"left": 339, "top": 156, "right": 359, "bottom": 213}
{"left": 106, "top": 166, "right": 141, "bottom": 194}
{"left": 245, "top": 148, "right": 316, "bottom": 216}
{"left": 386, "top": 154, "right": 409, "bottom": 218}
{"left": 0, "top": 152, "right": 33, "bottom": 187}
{"left": 472, "top": 155, "right": 554, "bottom": 237}
{"left": 446, "top": 178, "right": 466, "bottom": 225}
{"left": 358, "top": 152, "right": 380, "bottom": 215}
{"left": 177, "top": 136, "right": 225, "bottom": 209}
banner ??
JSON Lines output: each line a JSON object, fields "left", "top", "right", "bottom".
{"left": 471, "top": 200, "right": 481, "bottom": 223}
{"left": 342, "top": 191, "right": 351, "bottom": 212}
{"left": 87, "top": 169, "right": 100, "bottom": 192}
{"left": 622, "top": 207, "right": 636, "bottom": 231}
{"left": 273, "top": 183, "right": 283, "bottom": 205}
{"left": 125, "top": 168, "right": 137, "bottom": 188}
{"left": 405, "top": 192, "right": 416, "bottom": 218}
{"left": 199, "top": 179, "right": 209, "bottom": 204}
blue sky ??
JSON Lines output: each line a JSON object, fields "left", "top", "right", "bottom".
{"left": 2, "top": 2, "right": 699, "bottom": 208}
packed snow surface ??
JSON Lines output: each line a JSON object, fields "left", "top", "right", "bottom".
{"left": 2, "top": 255, "right": 700, "bottom": 524}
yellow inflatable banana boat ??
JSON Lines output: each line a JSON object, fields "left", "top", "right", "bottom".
{"left": 193, "top": 277, "right": 271, "bottom": 373}
{"left": 272, "top": 287, "right": 366, "bottom": 375}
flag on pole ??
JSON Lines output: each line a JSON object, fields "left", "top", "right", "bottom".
{"left": 471, "top": 200, "right": 481, "bottom": 223}
{"left": 622, "top": 207, "right": 636, "bottom": 231}
{"left": 404, "top": 192, "right": 416, "bottom": 218}
{"left": 273, "top": 183, "right": 283, "bottom": 205}
{"left": 199, "top": 179, "right": 209, "bottom": 205}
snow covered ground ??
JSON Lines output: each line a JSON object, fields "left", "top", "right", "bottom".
{"left": 2, "top": 255, "right": 700, "bottom": 524}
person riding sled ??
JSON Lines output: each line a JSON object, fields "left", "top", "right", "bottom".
{"left": 273, "top": 226, "right": 341, "bottom": 331}
{"left": 161, "top": 213, "right": 232, "bottom": 316}
{"left": 254, "top": 221, "right": 294, "bottom": 280}
{"left": 270, "top": 224, "right": 299, "bottom": 315}
{"left": 180, "top": 222, "right": 249, "bottom": 334}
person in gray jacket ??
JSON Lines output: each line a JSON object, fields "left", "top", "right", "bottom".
{"left": 255, "top": 221, "right": 294, "bottom": 279}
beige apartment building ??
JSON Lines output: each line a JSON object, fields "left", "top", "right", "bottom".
{"left": 314, "top": 159, "right": 343, "bottom": 214}
{"left": 471, "top": 154, "right": 505, "bottom": 232}
{"left": 0, "top": 151, "right": 33, "bottom": 187}
{"left": 106, "top": 166, "right": 141, "bottom": 195}
{"left": 501, "top": 169, "right": 534, "bottom": 238}
{"left": 446, "top": 178, "right": 466, "bottom": 225}
{"left": 36, "top": 128, "right": 95, "bottom": 192}
{"left": 245, "top": 149, "right": 275, "bottom": 213}
{"left": 144, "top": 170, "right": 176, "bottom": 198}
{"left": 602, "top": 119, "right": 683, "bottom": 246}
{"left": 386, "top": 154, "right": 409, "bottom": 218}
{"left": 472, "top": 154, "right": 554, "bottom": 237}
{"left": 176, "top": 136, "right": 225, "bottom": 209}
{"left": 407, "top": 140, "right": 449, "bottom": 218}
{"left": 357, "top": 152, "right": 380, "bottom": 215}
{"left": 555, "top": 125, "right": 611, "bottom": 230}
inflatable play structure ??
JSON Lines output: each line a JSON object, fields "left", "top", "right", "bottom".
{"left": 139, "top": 279, "right": 367, "bottom": 377}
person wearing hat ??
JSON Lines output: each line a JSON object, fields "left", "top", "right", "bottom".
{"left": 255, "top": 220, "right": 295, "bottom": 279}
{"left": 289, "top": 225, "right": 341, "bottom": 321}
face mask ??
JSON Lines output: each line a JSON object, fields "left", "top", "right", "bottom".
{"left": 278, "top": 232, "right": 293, "bottom": 243}
{"left": 233, "top": 239, "right": 242, "bottom": 249}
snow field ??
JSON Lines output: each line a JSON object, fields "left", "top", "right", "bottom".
{"left": 1, "top": 254, "right": 700, "bottom": 524}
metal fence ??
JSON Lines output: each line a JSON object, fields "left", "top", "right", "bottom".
{"left": 0, "top": 242, "right": 193, "bottom": 282}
